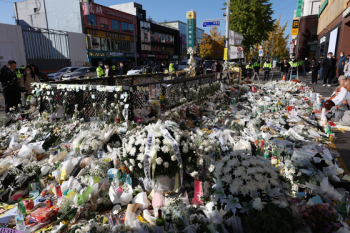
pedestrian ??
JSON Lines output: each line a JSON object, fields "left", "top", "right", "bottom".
{"left": 263, "top": 59, "right": 272, "bottom": 81}
{"left": 344, "top": 54, "right": 350, "bottom": 77}
{"left": 246, "top": 61, "right": 254, "bottom": 80}
{"left": 97, "top": 62, "right": 104, "bottom": 78}
{"left": 159, "top": 62, "right": 165, "bottom": 72}
{"left": 310, "top": 57, "right": 319, "bottom": 84}
{"left": 322, "top": 52, "right": 336, "bottom": 86}
{"left": 118, "top": 62, "right": 124, "bottom": 75}
{"left": 169, "top": 63, "right": 175, "bottom": 73}
{"left": 318, "top": 55, "right": 324, "bottom": 80}
{"left": 19, "top": 65, "right": 40, "bottom": 105}
{"left": 280, "top": 58, "right": 290, "bottom": 79}
{"left": 253, "top": 60, "right": 260, "bottom": 76}
{"left": 0, "top": 60, "right": 21, "bottom": 112}
{"left": 152, "top": 64, "right": 159, "bottom": 73}
{"left": 195, "top": 65, "right": 202, "bottom": 76}
{"left": 338, "top": 51, "right": 347, "bottom": 77}
{"left": 303, "top": 57, "right": 309, "bottom": 79}
{"left": 104, "top": 63, "right": 115, "bottom": 77}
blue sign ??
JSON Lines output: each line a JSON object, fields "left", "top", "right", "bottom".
{"left": 259, "top": 49, "right": 263, "bottom": 57}
{"left": 202, "top": 21, "right": 220, "bottom": 27}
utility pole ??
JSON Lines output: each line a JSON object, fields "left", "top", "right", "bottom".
{"left": 226, "top": 0, "right": 230, "bottom": 59}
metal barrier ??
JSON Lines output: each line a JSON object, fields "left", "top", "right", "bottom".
{"left": 34, "top": 73, "right": 230, "bottom": 121}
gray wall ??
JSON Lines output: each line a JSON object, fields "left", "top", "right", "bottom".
{"left": 14, "top": 0, "right": 48, "bottom": 28}
{"left": 0, "top": 23, "right": 27, "bottom": 68}
{"left": 45, "top": 0, "right": 83, "bottom": 33}
{"left": 68, "top": 32, "right": 88, "bottom": 67}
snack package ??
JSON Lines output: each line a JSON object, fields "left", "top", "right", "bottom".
{"left": 30, "top": 207, "right": 58, "bottom": 223}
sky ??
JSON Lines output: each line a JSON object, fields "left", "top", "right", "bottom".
{"left": 0, "top": 0, "right": 297, "bottom": 43}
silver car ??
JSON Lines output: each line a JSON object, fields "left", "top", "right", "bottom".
{"left": 61, "top": 67, "right": 97, "bottom": 80}
{"left": 47, "top": 67, "right": 79, "bottom": 81}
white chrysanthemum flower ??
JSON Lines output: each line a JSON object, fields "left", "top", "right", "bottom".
{"left": 230, "top": 185, "right": 240, "bottom": 195}
{"left": 247, "top": 167, "right": 256, "bottom": 175}
{"left": 171, "top": 155, "right": 177, "bottom": 161}
{"left": 190, "top": 171, "right": 198, "bottom": 177}
{"left": 182, "top": 145, "right": 189, "bottom": 153}
{"left": 135, "top": 139, "right": 143, "bottom": 145}
{"left": 155, "top": 138, "right": 161, "bottom": 144}
{"left": 256, "top": 160, "right": 264, "bottom": 166}
{"left": 122, "top": 150, "right": 127, "bottom": 157}
{"left": 241, "top": 160, "right": 250, "bottom": 167}
{"left": 163, "top": 162, "right": 169, "bottom": 168}
{"left": 137, "top": 153, "right": 145, "bottom": 161}
{"left": 216, "top": 161, "right": 224, "bottom": 171}
{"left": 255, "top": 166, "right": 265, "bottom": 173}
{"left": 129, "top": 147, "right": 136, "bottom": 156}
{"left": 199, "top": 145, "right": 203, "bottom": 150}
{"left": 129, "top": 166, "right": 133, "bottom": 172}
{"left": 250, "top": 158, "right": 258, "bottom": 166}
{"left": 269, "top": 179, "right": 279, "bottom": 186}
{"left": 254, "top": 173, "right": 263, "bottom": 181}
{"left": 222, "top": 156, "right": 230, "bottom": 162}
{"left": 240, "top": 185, "right": 250, "bottom": 196}
{"left": 223, "top": 166, "right": 231, "bottom": 174}
{"left": 227, "top": 158, "right": 238, "bottom": 167}
{"left": 222, "top": 174, "right": 231, "bottom": 183}
{"left": 161, "top": 145, "right": 170, "bottom": 153}
{"left": 124, "top": 160, "right": 129, "bottom": 166}
{"left": 156, "top": 157, "right": 163, "bottom": 165}
{"left": 154, "top": 145, "right": 160, "bottom": 151}
{"left": 138, "top": 163, "right": 143, "bottom": 169}
{"left": 129, "top": 159, "right": 135, "bottom": 166}
{"left": 209, "top": 164, "right": 215, "bottom": 173}
{"left": 241, "top": 172, "right": 251, "bottom": 181}
{"left": 257, "top": 180, "right": 268, "bottom": 190}
{"left": 270, "top": 171, "right": 278, "bottom": 179}
{"left": 139, "top": 146, "right": 145, "bottom": 153}
{"left": 175, "top": 135, "right": 181, "bottom": 143}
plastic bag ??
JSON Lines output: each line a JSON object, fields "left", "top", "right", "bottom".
{"left": 132, "top": 192, "right": 150, "bottom": 209}
{"left": 17, "top": 141, "right": 45, "bottom": 160}
{"left": 233, "top": 140, "right": 251, "bottom": 152}
{"left": 124, "top": 210, "right": 137, "bottom": 228}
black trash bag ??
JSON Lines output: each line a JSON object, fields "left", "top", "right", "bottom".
{"left": 0, "top": 171, "right": 16, "bottom": 190}
{"left": 70, "top": 157, "right": 86, "bottom": 177}
{"left": 12, "top": 174, "right": 33, "bottom": 190}
{"left": 0, "top": 188, "right": 11, "bottom": 202}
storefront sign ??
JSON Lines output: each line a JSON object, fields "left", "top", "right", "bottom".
{"left": 107, "top": 52, "right": 124, "bottom": 57}
{"left": 320, "top": 36, "right": 326, "bottom": 44}
{"left": 296, "top": 0, "right": 303, "bottom": 17}
{"left": 343, "top": 7, "right": 350, "bottom": 18}
{"left": 125, "top": 53, "right": 139, "bottom": 58}
{"left": 156, "top": 55, "right": 168, "bottom": 59}
{"left": 172, "top": 55, "right": 178, "bottom": 59}
{"left": 140, "top": 54, "right": 148, "bottom": 58}
{"left": 148, "top": 54, "right": 156, "bottom": 58}
{"left": 318, "top": 0, "right": 328, "bottom": 18}
{"left": 291, "top": 20, "right": 299, "bottom": 36}
{"left": 187, "top": 11, "right": 196, "bottom": 51}
{"left": 88, "top": 50, "right": 105, "bottom": 57}
{"left": 104, "top": 10, "right": 133, "bottom": 22}
{"left": 82, "top": 0, "right": 89, "bottom": 16}
{"left": 87, "top": 29, "right": 134, "bottom": 41}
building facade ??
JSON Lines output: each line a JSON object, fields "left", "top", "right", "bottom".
{"left": 159, "top": 21, "right": 204, "bottom": 61}
{"left": 294, "top": 0, "right": 321, "bottom": 60}
{"left": 317, "top": 0, "right": 350, "bottom": 76}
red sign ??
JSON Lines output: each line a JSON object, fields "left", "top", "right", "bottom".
{"left": 259, "top": 45, "right": 263, "bottom": 49}
{"left": 82, "top": 0, "right": 89, "bottom": 16}
{"left": 237, "top": 46, "right": 243, "bottom": 52}
{"left": 156, "top": 55, "right": 168, "bottom": 59}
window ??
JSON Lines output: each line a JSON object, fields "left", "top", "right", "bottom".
{"left": 121, "top": 22, "right": 134, "bottom": 33}
{"left": 101, "top": 38, "right": 107, "bottom": 51}
{"left": 87, "top": 15, "right": 97, "bottom": 26}
{"left": 91, "top": 36, "right": 100, "bottom": 50}
{"left": 111, "top": 20, "right": 119, "bottom": 31}
{"left": 101, "top": 24, "right": 108, "bottom": 29}
{"left": 107, "top": 38, "right": 111, "bottom": 51}
{"left": 111, "top": 39, "right": 115, "bottom": 51}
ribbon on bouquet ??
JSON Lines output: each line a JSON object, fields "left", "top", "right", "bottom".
{"left": 143, "top": 132, "right": 159, "bottom": 193}
{"left": 161, "top": 128, "right": 183, "bottom": 190}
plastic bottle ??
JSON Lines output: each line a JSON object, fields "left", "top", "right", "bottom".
{"left": 263, "top": 149, "right": 269, "bottom": 159}
{"left": 125, "top": 174, "right": 132, "bottom": 186}
{"left": 17, "top": 198, "right": 26, "bottom": 215}
{"left": 15, "top": 209, "right": 26, "bottom": 231}
{"left": 97, "top": 146, "right": 103, "bottom": 159}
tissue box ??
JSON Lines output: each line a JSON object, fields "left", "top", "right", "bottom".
{"left": 31, "top": 207, "right": 58, "bottom": 223}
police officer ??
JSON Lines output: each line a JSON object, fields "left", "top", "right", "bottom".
{"left": 0, "top": 60, "right": 21, "bottom": 112}
{"left": 263, "top": 59, "right": 272, "bottom": 81}
{"left": 290, "top": 57, "right": 298, "bottom": 78}
{"left": 112, "top": 64, "right": 116, "bottom": 73}
{"left": 97, "top": 62, "right": 105, "bottom": 78}
{"left": 246, "top": 61, "right": 254, "bottom": 79}
{"left": 253, "top": 60, "right": 260, "bottom": 76}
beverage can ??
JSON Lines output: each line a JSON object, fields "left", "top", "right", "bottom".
{"left": 46, "top": 198, "right": 52, "bottom": 208}
{"left": 40, "top": 189, "right": 47, "bottom": 197}
{"left": 55, "top": 185, "right": 62, "bottom": 198}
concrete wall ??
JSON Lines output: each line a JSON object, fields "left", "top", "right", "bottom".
{"left": 45, "top": 0, "right": 83, "bottom": 33}
{"left": 14, "top": 0, "right": 48, "bottom": 28}
{"left": 68, "top": 32, "right": 88, "bottom": 67}
{"left": 0, "top": 23, "right": 27, "bottom": 68}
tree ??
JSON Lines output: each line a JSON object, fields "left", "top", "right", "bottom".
{"left": 262, "top": 16, "right": 289, "bottom": 61}
{"left": 199, "top": 27, "right": 225, "bottom": 60}
{"left": 226, "top": 0, "right": 275, "bottom": 60}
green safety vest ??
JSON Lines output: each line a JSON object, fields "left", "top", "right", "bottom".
{"left": 97, "top": 66, "right": 104, "bottom": 77}
{"left": 21, "top": 66, "right": 25, "bottom": 69}
{"left": 17, "top": 70, "right": 21, "bottom": 79}
{"left": 254, "top": 62, "right": 260, "bottom": 68}
{"left": 263, "top": 62, "right": 271, "bottom": 69}
{"left": 246, "top": 64, "right": 254, "bottom": 69}
{"left": 112, "top": 65, "right": 116, "bottom": 71}
{"left": 291, "top": 62, "right": 298, "bottom": 68}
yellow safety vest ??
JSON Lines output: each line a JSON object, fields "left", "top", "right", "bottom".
{"left": 17, "top": 70, "right": 21, "bottom": 79}
{"left": 246, "top": 64, "right": 254, "bottom": 69}
{"left": 263, "top": 62, "right": 272, "bottom": 69}
{"left": 97, "top": 66, "right": 104, "bottom": 77}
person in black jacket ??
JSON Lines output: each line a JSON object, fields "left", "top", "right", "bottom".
{"left": 118, "top": 62, "right": 124, "bottom": 75}
{"left": 280, "top": 59, "right": 290, "bottom": 79}
{"left": 0, "top": 60, "right": 21, "bottom": 112}
{"left": 322, "top": 52, "right": 336, "bottom": 86}
{"left": 318, "top": 55, "right": 324, "bottom": 80}
{"left": 310, "top": 57, "right": 319, "bottom": 84}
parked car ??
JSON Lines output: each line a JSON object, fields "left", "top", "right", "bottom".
{"left": 61, "top": 67, "right": 97, "bottom": 80}
{"left": 126, "top": 66, "right": 146, "bottom": 76}
{"left": 47, "top": 67, "right": 79, "bottom": 81}
{"left": 203, "top": 60, "right": 216, "bottom": 74}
